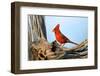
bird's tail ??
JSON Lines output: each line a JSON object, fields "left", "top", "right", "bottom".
{"left": 68, "top": 40, "right": 78, "bottom": 45}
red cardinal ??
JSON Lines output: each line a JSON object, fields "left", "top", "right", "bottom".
{"left": 52, "top": 24, "right": 78, "bottom": 46}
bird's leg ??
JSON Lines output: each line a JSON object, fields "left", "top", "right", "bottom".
{"left": 55, "top": 40, "right": 61, "bottom": 45}
{"left": 60, "top": 44, "right": 65, "bottom": 47}
{"left": 62, "top": 44, "right": 64, "bottom": 47}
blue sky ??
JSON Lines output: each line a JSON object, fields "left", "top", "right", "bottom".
{"left": 44, "top": 16, "right": 88, "bottom": 48}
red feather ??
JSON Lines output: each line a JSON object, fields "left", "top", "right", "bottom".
{"left": 52, "top": 24, "right": 78, "bottom": 45}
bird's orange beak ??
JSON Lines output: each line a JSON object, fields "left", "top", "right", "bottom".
{"left": 52, "top": 29, "right": 54, "bottom": 32}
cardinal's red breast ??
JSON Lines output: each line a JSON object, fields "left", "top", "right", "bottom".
{"left": 55, "top": 30, "right": 69, "bottom": 44}
{"left": 53, "top": 24, "right": 69, "bottom": 44}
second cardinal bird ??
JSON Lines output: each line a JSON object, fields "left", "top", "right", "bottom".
{"left": 52, "top": 24, "right": 78, "bottom": 46}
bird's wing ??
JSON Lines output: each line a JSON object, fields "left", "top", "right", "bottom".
{"left": 61, "top": 33, "right": 69, "bottom": 41}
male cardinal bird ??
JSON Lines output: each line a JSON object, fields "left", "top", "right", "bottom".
{"left": 52, "top": 24, "right": 78, "bottom": 46}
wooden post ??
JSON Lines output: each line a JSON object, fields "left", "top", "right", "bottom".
{"left": 28, "top": 15, "right": 47, "bottom": 60}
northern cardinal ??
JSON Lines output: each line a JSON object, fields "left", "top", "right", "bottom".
{"left": 52, "top": 24, "right": 78, "bottom": 46}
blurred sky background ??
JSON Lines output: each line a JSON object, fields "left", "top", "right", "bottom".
{"left": 44, "top": 16, "right": 88, "bottom": 48}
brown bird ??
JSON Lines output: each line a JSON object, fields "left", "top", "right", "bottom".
{"left": 52, "top": 24, "right": 78, "bottom": 46}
